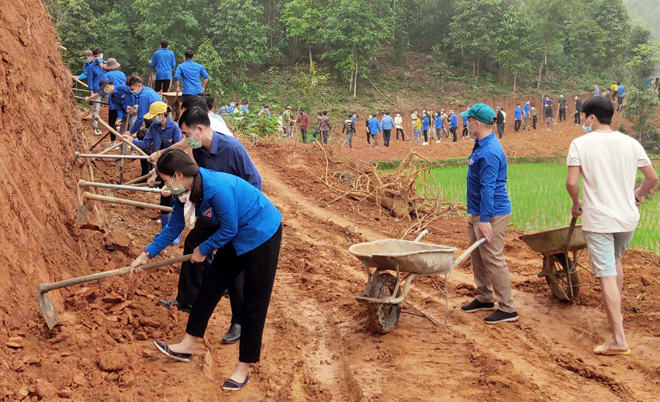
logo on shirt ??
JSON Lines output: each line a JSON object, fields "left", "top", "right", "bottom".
{"left": 203, "top": 208, "right": 212, "bottom": 218}
{"left": 468, "top": 157, "right": 474, "bottom": 166}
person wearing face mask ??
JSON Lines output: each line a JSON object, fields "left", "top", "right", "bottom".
{"left": 129, "top": 147, "right": 282, "bottom": 392}
{"left": 566, "top": 96, "right": 657, "bottom": 356}
{"left": 87, "top": 48, "right": 107, "bottom": 135}
{"left": 149, "top": 107, "right": 261, "bottom": 345}
{"left": 523, "top": 101, "right": 530, "bottom": 130}
{"left": 99, "top": 59, "right": 126, "bottom": 144}
{"left": 73, "top": 50, "right": 94, "bottom": 119}
{"left": 459, "top": 104, "right": 517, "bottom": 324}
{"left": 126, "top": 74, "right": 162, "bottom": 135}
{"left": 123, "top": 101, "right": 183, "bottom": 244}
{"left": 296, "top": 109, "right": 310, "bottom": 143}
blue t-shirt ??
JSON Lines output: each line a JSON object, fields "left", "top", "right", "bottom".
{"left": 130, "top": 87, "right": 162, "bottom": 133}
{"left": 594, "top": 86, "right": 600, "bottom": 96}
{"left": 523, "top": 103, "right": 530, "bottom": 116}
{"left": 104, "top": 70, "right": 127, "bottom": 110}
{"left": 150, "top": 48, "right": 177, "bottom": 80}
{"left": 174, "top": 60, "right": 210, "bottom": 95}
{"left": 466, "top": 133, "right": 512, "bottom": 222}
{"left": 192, "top": 131, "right": 262, "bottom": 191}
{"left": 146, "top": 168, "right": 282, "bottom": 257}
{"left": 132, "top": 118, "right": 183, "bottom": 153}
{"left": 422, "top": 116, "right": 430, "bottom": 130}
{"left": 109, "top": 85, "right": 135, "bottom": 120}
{"left": 618, "top": 86, "right": 626, "bottom": 97}
{"left": 450, "top": 113, "right": 458, "bottom": 128}
{"left": 381, "top": 115, "right": 394, "bottom": 130}
{"left": 87, "top": 60, "right": 106, "bottom": 93}
{"left": 368, "top": 118, "right": 382, "bottom": 135}
{"left": 514, "top": 108, "right": 523, "bottom": 120}
{"left": 434, "top": 116, "right": 443, "bottom": 129}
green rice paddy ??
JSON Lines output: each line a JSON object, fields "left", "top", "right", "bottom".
{"left": 422, "top": 163, "right": 660, "bottom": 255}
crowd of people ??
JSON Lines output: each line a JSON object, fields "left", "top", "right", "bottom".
{"left": 71, "top": 39, "right": 659, "bottom": 393}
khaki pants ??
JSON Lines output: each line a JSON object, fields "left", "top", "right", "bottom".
{"left": 467, "top": 214, "right": 515, "bottom": 313}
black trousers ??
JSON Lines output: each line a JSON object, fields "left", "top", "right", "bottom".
{"left": 396, "top": 128, "right": 404, "bottom": 140}
{"left": 321, "top": 130, "right": 328, "bottom": 144}
{"left": 450, "top": 127, "right": 457, "bottom": 142}
{"left": 462, "top": 126, "right": 468, "bottom": 137}
{"left": 182, "top": 94, "right": 192, "bottom": 103}
{"left": 514, "top": 120, "right": 521, "bottom": 132}
{"left": 422, "top": 129, "right": 428, "bottom": 142}
{"left": 108, "top": 109, "right": 118, "bottom": 141}
{"left": 532, "top": 117, "right": 537, "bottom": 129}
{"left": 177, "top": 219, "right": 245, "bottom": 326}
{"left": 383, "top": 129, "right": 391, "bottom": 147}
{"left": 154, "top": 80, "right": 170, "bottom": 92}
{"left": 300, "top": 128, "right": 307, "bottom": 143}
{"left": 187, "top": 224, "right": 282, "bottom": 363}
{"left": 497, "top": 124, "right": 504, "bottom": 138}
{"left": 559, "top": 109, "right": 566, "bottom": 121}
{"left": 366, "top": 130, "right": 370, "bottom": 144}
{"left": 574, "top": 112, "right": 580, "bottom": 124}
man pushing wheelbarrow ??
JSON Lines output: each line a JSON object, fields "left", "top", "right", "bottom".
{"left": 565, "top": 97, "right": 657, "bottom": 356}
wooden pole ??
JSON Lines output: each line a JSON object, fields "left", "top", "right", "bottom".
{"left": 124, "top": 172, "right": 152, "bottom": 186}
{"left": 75, "top": 152, "right": 149, "bottom": 160}
{"left": 95, "top": 116, "right": 149, "bottom": 157}
{"left": 73, "top": 77, "right": 89, "bottom": 88}
{"left": 82, "top": 192, "right": 171, "bottom": 212}
{"left": 119, "top": 117, "right": 130, "bottom": 183}
{"left": 79, "top": 180, "right": 162, "bottom": 194}
{"left": 74, "top": 95, "right": 106, "bottom": 104}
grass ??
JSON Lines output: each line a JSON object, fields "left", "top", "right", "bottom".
{"left": 420, "top": 164, "right": 660, "bottom": 255}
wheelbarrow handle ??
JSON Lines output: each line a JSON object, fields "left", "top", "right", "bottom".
{"left": 563, "top": 217, "right": 578, "bottom": 253}
{"left": 453, "top": 238, "right": 487, "bottom": 268}
{"left": 38, "top": 255, "right": 192, "bottom": 294}
{"left": 414, "top": 230, "right": 429, "bottom": 242}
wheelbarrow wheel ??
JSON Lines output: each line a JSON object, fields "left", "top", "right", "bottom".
{"left": 368, "top": 273, "right": 402, "bottom": 334}
{"left": 544, "top": 253, "right": 580, "bottom": 302}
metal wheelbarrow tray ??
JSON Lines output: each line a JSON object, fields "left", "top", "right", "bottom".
{"left": 349, "top": 232, "right": 485, "bottom": 332}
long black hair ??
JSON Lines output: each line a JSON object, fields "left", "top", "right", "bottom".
{"left": 156, "top": 148, "right": 199, "bottom": 177}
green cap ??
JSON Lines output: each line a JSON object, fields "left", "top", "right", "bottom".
{"left": 460, "top": 103, "right": 497, "bottom": 124}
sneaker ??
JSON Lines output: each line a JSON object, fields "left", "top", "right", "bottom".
{"left": 93, "top": 128, "right": 102, "bottom": 136}
{"left": 484, "top": 310, "right": 519, "bottom": 324}
{"left": 422, "top": 142, "right": 428, "bottom": 145}
{"left": 460, "top": 299, "right": 496, "bottom": 313}
{"left": 436, "top": 140, "right": 441, "bottom": 144}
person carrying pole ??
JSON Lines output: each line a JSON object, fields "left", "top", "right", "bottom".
{"left": 130, "top": 147, "right": 282, "bottom": 392}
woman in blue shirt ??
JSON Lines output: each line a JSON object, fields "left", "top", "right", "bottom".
{"left": 123, "top": 101, "right": 184, "bottom": 241}
{"left": 129, "top": 148, "right": 283, "bottom": 391}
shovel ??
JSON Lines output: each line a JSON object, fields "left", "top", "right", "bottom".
{"left": 38, "top": 254, "right": 192, "bottom": 329}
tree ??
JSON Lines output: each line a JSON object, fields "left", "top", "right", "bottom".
{"left": 494, "top": 0, "right": 535, "bottom": 92}
{"left": 323, "top": 0, "right": 394, "bottom": 96}
{"left": 46, "top": 0, "right": 98, "bottom": 69}
{"left": 447, "top": 0, "right": 498, "bottom": 77}
{"left": 623, "top": 87, "right": 659, "bottom": 149}
{"left": 281, "top": 0, "right": 326, "bottom": 66}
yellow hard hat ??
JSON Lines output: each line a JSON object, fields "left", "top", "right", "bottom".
{"left": 143, "top": 101, "right": 168, "bottom": 120}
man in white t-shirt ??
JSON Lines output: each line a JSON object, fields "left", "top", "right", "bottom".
{"left": 566, "top": 96, "right": 657, "bottom": 356}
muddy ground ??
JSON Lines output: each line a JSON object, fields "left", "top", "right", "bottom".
{"left": 2, "top": 109, "right": 660, "bottom": 402}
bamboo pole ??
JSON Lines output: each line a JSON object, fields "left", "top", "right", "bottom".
{"left": 95, "top": 116, "right": 149, "bottom": 157}
{"left": 79, "top": 180, "right": 162, "bottom": 194}
{"left": 82, "top": 192, "right": 171, "bottom": 212}
{"left": 74, "top": 95, "right": 107, "bottom": 104}
{"left": 73, "top": 77, "right": 88, "bottom": 88}
{"left": 75, "top": 152, "right": 149, "bottom": 160}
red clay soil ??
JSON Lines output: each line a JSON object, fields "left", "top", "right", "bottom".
{"left": 2, "top": 3, "right": 660, "bottom": 402}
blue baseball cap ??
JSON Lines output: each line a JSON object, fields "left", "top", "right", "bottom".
{"left": 460, "top": 103, "right": 497, "bottom": 124}
{"left": 98, "top": 78, "right": 112, "bottom": 92}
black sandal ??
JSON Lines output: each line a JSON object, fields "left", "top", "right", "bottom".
{"left": 222, "top": 375, "right": 249, "bottom": 391}
{"left": 153, "top": 341, "right": 192, "bottom": 362}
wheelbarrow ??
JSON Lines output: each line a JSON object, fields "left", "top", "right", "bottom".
{"left": 349, "top": 231, "right": 486, "bottom": 333}
{"left": 519, "top": 217, "right": 590, "bottom": 301}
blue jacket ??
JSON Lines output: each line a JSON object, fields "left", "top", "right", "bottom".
{"left": 78, "top": 60, "right": 91, "bottom": 81}
{"left": 523, "top": 103, "right": 530, "bottom": 116}
{"left": 130, "top": 87, "right": 162, "bottom": 133}
{"left": 514, "top": 107, "right": 523, "bottom": 121}
{"left": 463, "top": 116, "right": 468, "bottom": 126}
{"left": 192, "top": 131, "right": 262, "bottom": 190}
{"left": 450, "top": 113, "right": 458, "bottom": 128}
{"left": 618, "top": 86, "right": 626, "bottom": 97}
{"left": 150, "top": 48, "right": 177, "bottom": 80}
{"left": 87, "top": 60, "right": 106, "bottom": 93}
{"left": 174, "top": 60, "right": 209, "bottom": 95}
{"left": 381, "top": 115, "right": 394, "bottom": 130}
{"left": 434, "top": 116, "right": 443, "bottom": 129}
{"left": 109, "top": 86, "right": 136, "bottom": 120}
{"left": 422, "top": 116, "right": 430, "bottom": 130}
{"left": 368, "top": 118, "right": 382, "bottom": 135}
{"left": 104, "top": 70, "right": 127, "bottom": 110}
{"left": 132, "top": 118, "right": 182, "bottom": 153}
{"left": 146, "top": 168, "right": 282, "bottom": 257}
{"left": 466, "top": 133, "right": 512, "bottom": 222}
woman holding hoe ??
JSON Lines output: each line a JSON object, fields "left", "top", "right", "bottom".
{"left": 129, "top": 148, "right": 282, "bottom": 391}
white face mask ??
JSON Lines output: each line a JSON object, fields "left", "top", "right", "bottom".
{"left": 467, "top": 121, "right": 478, "bottom": 135}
